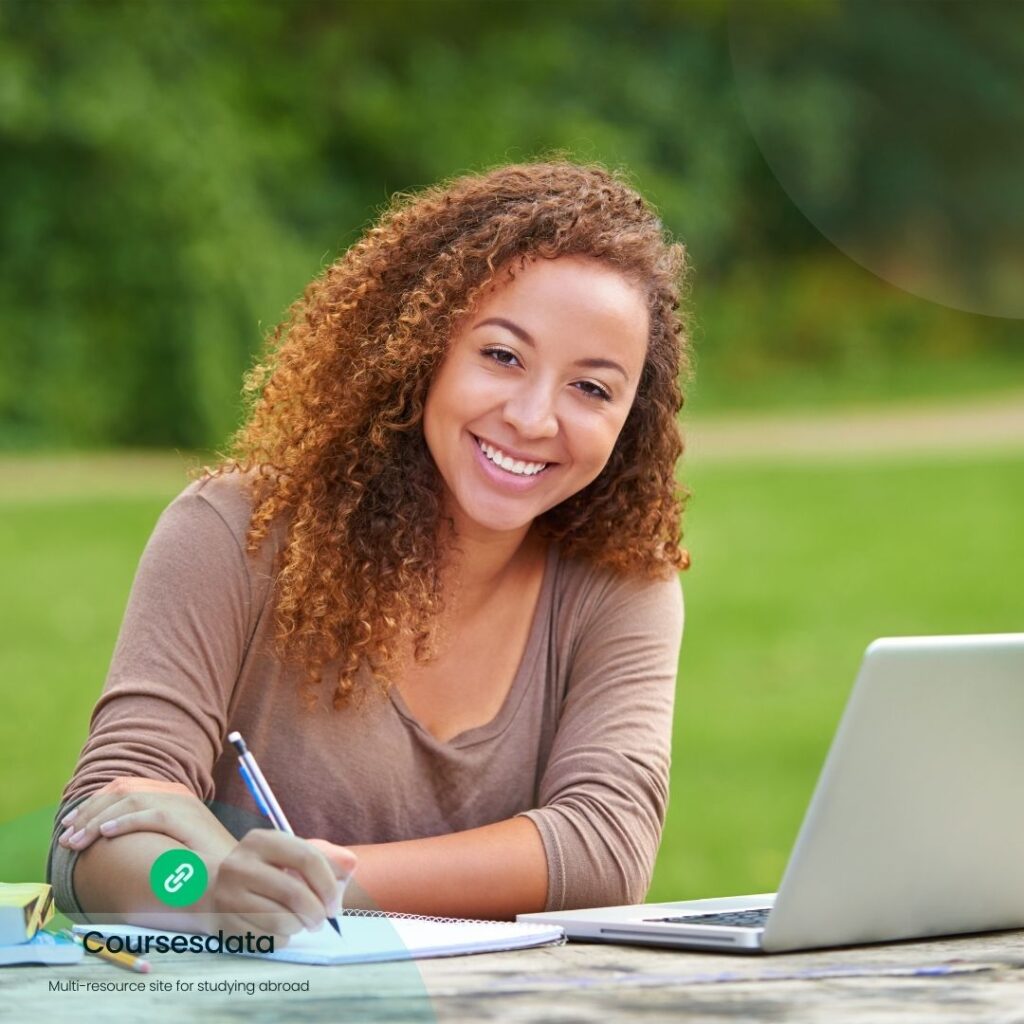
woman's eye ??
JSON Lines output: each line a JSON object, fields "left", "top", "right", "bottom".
{"left": 483, "top": 347, "right": 520, "bottom": 367}
{"left": 576, "top": 381, "right": 612, "bottom": 402}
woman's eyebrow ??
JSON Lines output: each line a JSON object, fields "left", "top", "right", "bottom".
{"left": 473, "top": 316, "right": 630, "bottom": 381}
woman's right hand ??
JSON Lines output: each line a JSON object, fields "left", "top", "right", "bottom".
{"left": 204, "top": 830, "right": 357, "bottom": 946}
{"left": 58, "top": 777, "right": 235, "bottom": 862}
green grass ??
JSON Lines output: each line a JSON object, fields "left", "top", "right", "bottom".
{"left": 652, "top": 451, "right": 1024, "bottom": 900}
{"left": 0, "top": 462, "right": 193, "bottom": 881}
{"left": 2, "top": 449, "right": 1023, "bottom": 902}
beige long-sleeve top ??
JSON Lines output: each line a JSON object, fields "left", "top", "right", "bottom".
{"left": 47, "top": 473, "right": 683, "bottom": 917}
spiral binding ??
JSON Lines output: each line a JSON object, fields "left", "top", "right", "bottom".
{"left": 339, "top": 909, "right": 537, "bottom": 927}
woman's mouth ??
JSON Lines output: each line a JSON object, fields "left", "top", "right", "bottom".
{"left": 473, "top": 435, "right": 550, "bottom": 476}
{"left": 471, "top": 435, "right": 553, "bottom": 480}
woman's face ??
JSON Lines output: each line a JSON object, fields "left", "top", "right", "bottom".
{"left": 423, "top": 255, "right": 649, "bottom": 540}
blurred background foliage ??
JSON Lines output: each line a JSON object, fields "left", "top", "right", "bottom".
{"left": 1, "top": 0, "right": 1020, "bottom": 451}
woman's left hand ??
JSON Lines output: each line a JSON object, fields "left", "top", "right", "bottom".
{"left": 57, "top": 777, "right": 236, "bottom": 861}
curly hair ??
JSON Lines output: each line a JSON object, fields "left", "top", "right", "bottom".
{"left": 209, "top": 158, "right": 691, "bottom": 710}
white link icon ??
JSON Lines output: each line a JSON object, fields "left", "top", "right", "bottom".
{"left": 163, "top": 862, "right": 195, "bottom": 894}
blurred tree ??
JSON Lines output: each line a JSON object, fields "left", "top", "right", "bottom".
{"left": 731, "top": 0, "right": 1024, "bottom": 318}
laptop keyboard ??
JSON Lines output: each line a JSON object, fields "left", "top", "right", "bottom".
{"left": 645, "top": 908, "right": 771, "bottom": 929}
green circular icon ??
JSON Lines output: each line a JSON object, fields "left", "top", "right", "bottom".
{"left": 149, "top": 849, "right": 208, "bottom": 907}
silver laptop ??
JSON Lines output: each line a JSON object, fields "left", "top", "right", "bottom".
{"left": 519, "top": 634, "right": 1024, "bottom": 953}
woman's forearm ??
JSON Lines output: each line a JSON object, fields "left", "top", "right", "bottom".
{"left": 71, "top": 813, "right": 549, "bottom": 926}
{"left": 346, "top": 816, "right": 548, "bottom": 920}
{"left": 72, "top": 831, "right": 229, "bottom": 933}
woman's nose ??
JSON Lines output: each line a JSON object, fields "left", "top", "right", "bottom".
{"left": 502, "top": 383, "right": 559, "bottom": 439}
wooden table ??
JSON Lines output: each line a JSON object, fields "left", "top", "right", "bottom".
{"left": 4, "top": 930, "right": 1024, "bottom": 1023}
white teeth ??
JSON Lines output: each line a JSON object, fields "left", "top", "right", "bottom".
{"left": 476, "top": 438, "right": 548, "bottom": 477}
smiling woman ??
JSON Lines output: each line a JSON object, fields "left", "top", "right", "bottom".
{"left": 48, "top": 160, "right": 691, "bottom": 940}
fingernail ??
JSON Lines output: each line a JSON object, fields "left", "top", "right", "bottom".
{"left": 99, "top": 820, "right": 118, "bottom": 835}
{"left": 58, "top": 827, "right": 73, "bottom": 845}
{"left": 69, "top": 829, "right": 86, "bottom": 846}
{"left": 61, "top": 809, "right": 78, "bottom": 826}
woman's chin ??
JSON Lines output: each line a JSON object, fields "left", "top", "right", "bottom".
{"left": 450, "top": 498, "right": 539, "bottom": 538}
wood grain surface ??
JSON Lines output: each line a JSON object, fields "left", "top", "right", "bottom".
{"left": 4, "top": 929, "right": 1024, "bottom": 1023}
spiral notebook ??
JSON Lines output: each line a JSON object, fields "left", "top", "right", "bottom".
{"left": 73, "top": 911, "right": 565, "bottom": 965}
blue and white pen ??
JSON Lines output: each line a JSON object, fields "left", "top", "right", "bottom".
{"left": 228, "top": 730, "right": 344, "bottom": 938}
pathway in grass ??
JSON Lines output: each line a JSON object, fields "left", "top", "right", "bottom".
{"left": 2, "top": 388, "right": 1021, "bottom": 504}
{"left": 0, "top": 451, "right": 201, "bottom": 502}
{"left": 685, "top": 388, "right": 1024, "bottom": 462}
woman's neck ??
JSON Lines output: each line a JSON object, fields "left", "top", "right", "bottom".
{"left": 441, "top": 517, "right": 543, "bottom": 615}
